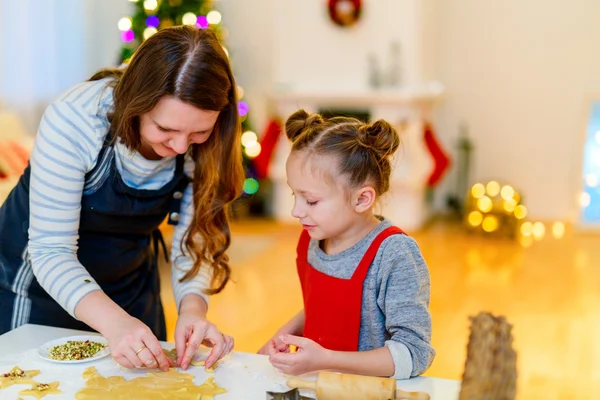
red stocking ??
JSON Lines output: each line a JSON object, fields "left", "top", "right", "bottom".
{"left": 254, "top": 119, "right": 283, "bottom": 179}
{"left": 424, "top": 122, "right": 450, "bottom": 187}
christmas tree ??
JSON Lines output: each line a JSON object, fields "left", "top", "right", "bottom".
{"left": 117, "top": 0, "right": 263, "bottom": 213}
{"left": 118, "top": 0, "right": 222, "bottom": 62}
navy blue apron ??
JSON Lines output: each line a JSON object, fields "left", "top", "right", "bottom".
{"left": 0, "top": 131, "right": 190, "bottom": 340}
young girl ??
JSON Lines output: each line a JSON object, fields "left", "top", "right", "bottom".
{"left": 0, "top": 26, "right": 242, "bottom": 371}
{"left": 258, "top": 110, "right": 435, "bottom": 379}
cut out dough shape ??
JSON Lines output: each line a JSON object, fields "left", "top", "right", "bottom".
{"left": 82, "top": 367, "right": 97, "bottom": 380}
{"left": 163, "top": 348, "right": 177, "bottom": 364}
{"left": 191, "top": 359, "right": 216, "bottom": 373}
{"left": 18, "top": 382, "right": 62, "bottom": 399}
{"left": 0, "top": 366, "right": 41, "bottom": 389}
{"left": 164, "top": 348, "right": 217, "bottom": 373}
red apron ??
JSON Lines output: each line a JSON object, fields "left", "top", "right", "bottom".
{"left": 297, "top": 226, "right": 405, "bottom": 351}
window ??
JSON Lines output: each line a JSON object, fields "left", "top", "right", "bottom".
{"left": 579, "top": 101, "right": 600, "bottom": 227}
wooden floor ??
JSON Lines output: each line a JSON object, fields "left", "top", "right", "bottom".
{"left": 159, "top": 218, "right": 600, "bottom": 399}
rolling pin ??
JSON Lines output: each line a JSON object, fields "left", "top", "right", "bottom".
{"left": 287, "top": 371, "right": 431, "bottom": 400}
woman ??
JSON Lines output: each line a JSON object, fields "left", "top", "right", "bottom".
{"left": 0, "top": 26, "right": 244, "bottom": 371}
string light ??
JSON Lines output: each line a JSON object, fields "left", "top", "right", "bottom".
{"left": 146, "top": 15, "right": 160, "bottom": 28}
{"left": 477, "top": 196, "right": 493, "bottom": 213}
{"left": 196, "top": 15, "right": 209, "bottom": 29}
{"left": 182, "top": 12, "right": 197, "bottom": 25}
{"left": 580, "top": 192, "right": 591, "bottom": 208}
{"left": 245, "top": 142, "right": 261, "bottom": 158}
{"left": 118, "top": 17, "right": 132, "bottom": 31}
{"left": 143, "top": 27, "right": 157, "bottom": 40}
{"left": 471, "top": 183, "right": 485, "bottom": 199}
{"left": 238, "top": 101, "right": 249, "bottom": 117}
{"left": 207, "top": 10, "right": 222, "bottom": 24}
{"left": 144, "top": 0, "right": 158, "bottom": 12}
{"left": 486, "top": 181, "right": 500, "bottom": 197}
{"left": 121, "top": 30, "right": 135, "bottom": 43}
{"left": 503, "top": 199, "right": 517, "bottom": 213}
{"left": 241, "top": 131, "right": 258, "bottom": 147}
{"left": 514, "top": 205, "right": 527, "bottom": 219}
{"left": 464, "top": 181, "right": 552, "bottom": 243}
{"left": 532, "top": 222, "right": 545, "bottom": 240}
{"left": 243, "top": 178, "right": 260, "bottom": 195}
{"left": 482, "top": 216, "right": 499, "bottom": 232}
{"left": 520, "top": 221, "right": 533, "bottom": 237}
{"left": 512, "top": 192, "right": 521, "bottom": 203}
{"left": 585, "top": 174, "right": 598, "bottom": 188}
{"left": 464, "top": 181, "right": 569, "bottom": 245}
{"left": 500, "top": 185, "right": 515, "bottom": 201}
{"left": 468, "top": 211, "right": 483, "bottom": 227}
{"left": 552, "top": 222, "right": 565, "bottom": 239}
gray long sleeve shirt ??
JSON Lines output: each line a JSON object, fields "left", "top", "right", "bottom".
{"left": 305, "top": 219, "right": 435, "bottom": 379}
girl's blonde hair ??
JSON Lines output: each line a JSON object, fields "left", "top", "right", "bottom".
{"left": 285, "top": 109, "right": 400, "bottom": 195}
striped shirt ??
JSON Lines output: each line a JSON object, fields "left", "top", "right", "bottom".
{"left": 28, "top": 78, "right": 210, "bottom": 318}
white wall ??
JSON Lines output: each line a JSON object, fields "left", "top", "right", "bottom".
{"left": 270, "top": 0, "right": 422, "bottom": 91}
{"left": 216, "top": 0, "right": 276, "bottom": 133}
{"left": 0, "top": 0, "right": 130, "bottom": 134}
{"left": 432, "top": 0, "right": 600, "bottom": 221}
{"left": 218, "top": 0, "right": 430, "bottom": 134}
{"left": 85, "top": 0, "right": 133, "bottom": 74}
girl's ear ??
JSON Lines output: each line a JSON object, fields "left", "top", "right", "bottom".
{"left": 353, "top": 185, "right": 377, "bottom": 213}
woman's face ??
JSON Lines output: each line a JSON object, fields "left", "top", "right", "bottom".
{"left": 139, "top": 95, "right": 220, "bottom": 159}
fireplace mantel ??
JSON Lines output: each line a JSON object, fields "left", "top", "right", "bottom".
{"left": 268, "top": 82, "right": 444, "bottom": 111}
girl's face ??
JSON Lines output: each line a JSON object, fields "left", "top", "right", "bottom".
{"left": 139, "top": 95, "right": 219, "bottom": 159}
{"left": 286, "top": 151, "right": 361, "bottom": 241}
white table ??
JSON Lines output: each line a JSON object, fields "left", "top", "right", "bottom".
{"left": 0, "top": 324, "right": 460, "bottom": 399}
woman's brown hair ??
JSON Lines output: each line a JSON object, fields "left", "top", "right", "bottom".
{"left": 285, "top": 109, "right": 400, "bottom": 196}
{"left": 90, "top": 26, "right": 243, "bottom": 294}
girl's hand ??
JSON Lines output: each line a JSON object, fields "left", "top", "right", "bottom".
{"left": 174, "top": 312, "right": 234, "bottom": 370}
{"left": 104, "top": 315, "right": 173, "bottom": 371}
{"left": 268, "top": 334, "right": 331, "bottom": 376}
{"left": 258, "top": 331, "right": 290, "bottom": 355}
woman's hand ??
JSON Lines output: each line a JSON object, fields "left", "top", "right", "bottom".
{"left": 174, "top": 312, "right": 234, "bottom": 370}
{"left": 103, "top": 315, "right": 173, "bottom": 371}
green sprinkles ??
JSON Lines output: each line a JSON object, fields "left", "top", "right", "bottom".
{"left": 48, "top": 340, "right": 106, "bottom": 361}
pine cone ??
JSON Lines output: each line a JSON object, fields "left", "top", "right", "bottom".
{"left": 459, "top": 312, "right": 517, "bottom": 400}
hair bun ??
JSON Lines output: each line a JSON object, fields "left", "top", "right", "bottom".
{"left": 356, "top": 120, "right": 400, "bottom": 158}
{"left": 285, "top": 109, "right": 324, "bottom": 141}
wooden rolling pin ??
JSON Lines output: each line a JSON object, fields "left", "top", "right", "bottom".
{"left": 287, "top": 371, "right": 431, "bottom": 400}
